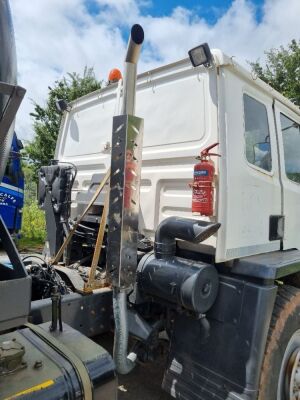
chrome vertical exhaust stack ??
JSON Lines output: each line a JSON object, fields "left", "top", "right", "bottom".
{"left": 107, "top": 23, "right": 144, "bottom": 289}
{"left": 121, "top": 24, "right": 144, "bottom": 115}
{"left": 125, "top": 24, "right": 144, "bottom": 64}
{"left": 107, "top": 24, "right": 144, "bottom": 375}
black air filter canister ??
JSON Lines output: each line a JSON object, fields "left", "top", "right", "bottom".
{"left": 138, "top": 253, "right": 219, "bottom": 314}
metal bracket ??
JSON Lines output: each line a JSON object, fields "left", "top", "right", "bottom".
{"left": 269, "top": 215, "right": 285, "bottom": 241}
{"left": 54, "top": 265, "right": 85, "bottom": 293}
{"left": 107, "top": 114, "right": 144, "bottom": 288}
{"left": 0, "top": 215, "right": 26, "bottom": 278}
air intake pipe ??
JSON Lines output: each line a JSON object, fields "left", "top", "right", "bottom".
{"left": 137, "top": 217, "right": 221, "bottom": 314}
{"left": 154, "top": 216, "right": 221, "bottom": 259}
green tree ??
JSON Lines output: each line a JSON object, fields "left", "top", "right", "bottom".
{"left": 22, "top": 162, "right": 37, "bottom": 202}
{"left": 250, "top": 39, "right": 300, "bottom": 105}
{"left": 26, "top": 67, "right": 101, "bottom": 177}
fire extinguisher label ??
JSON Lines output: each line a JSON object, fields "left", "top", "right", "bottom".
{"left": 194, "top": 170, "right": 209, "bottom": 176}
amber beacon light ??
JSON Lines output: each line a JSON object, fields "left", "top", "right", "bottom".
{"left": 108, "top": 68, "right": 123, "bottom": 83}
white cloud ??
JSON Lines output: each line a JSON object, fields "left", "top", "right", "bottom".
{"left": 9, "top": 0, "right": 300, "bottom": 141}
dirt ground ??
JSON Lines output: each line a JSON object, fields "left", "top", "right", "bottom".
{"left": 97, "top": 333, "right": 172, "bottom": 400}
{"left": 118, "top": 359, "right": 172, "bottom": 400}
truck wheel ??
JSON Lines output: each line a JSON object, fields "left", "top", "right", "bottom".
{"left": 259, "top": 285, "right": 300, "bottom": 399}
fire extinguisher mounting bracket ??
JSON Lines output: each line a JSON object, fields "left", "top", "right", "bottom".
{"left": 197, "top": 142, "right": 220, "bottom": 160}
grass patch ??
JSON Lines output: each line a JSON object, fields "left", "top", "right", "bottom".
{"left": 18, "top": 200, "right": 46, "bottom": 251}
{"left": 18, "top": 237, "right": 45, "bottom": 252}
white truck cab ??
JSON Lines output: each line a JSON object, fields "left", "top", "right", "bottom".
{"left": 38, "top": 32, "right": 300, "bottom": 400}
{"left": 55, "top": 49, "right": 300, "bottom": 263}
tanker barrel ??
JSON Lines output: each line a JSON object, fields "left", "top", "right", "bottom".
{"left": 0, "top": 0, "right": 25, "bottom": 182}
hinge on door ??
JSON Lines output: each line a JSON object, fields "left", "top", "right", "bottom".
{"left": 269, "top": 215, "right": 285, "bottom": 241}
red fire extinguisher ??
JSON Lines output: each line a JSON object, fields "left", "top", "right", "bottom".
{"left": 124, "top": 149, "right": 137, "bottom": 209}
{"left": 191, "top": 142, "right": 220, "bottom": 216}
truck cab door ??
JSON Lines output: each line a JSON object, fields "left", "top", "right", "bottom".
{"left": 274, "top": 100, "right": 300, "bottom": 250}
{"left": 216, "top": 69, "right": 282, "bottom": 262}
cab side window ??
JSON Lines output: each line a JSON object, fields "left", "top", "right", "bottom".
{"left": 5, "top": 158, "right": 13, "bottom": 181}
{"left": 4, "top": 153, "right": 18, "bottom": 185}
{"left": 243, "top": 94, "right": 272, "bottom": 172}
{"left": 280, "top": 113, "right": 300, "bottom": 184}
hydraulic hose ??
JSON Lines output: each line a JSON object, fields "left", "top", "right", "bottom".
{"left": 113, "top": 289, "right": 136, "bottom": 374}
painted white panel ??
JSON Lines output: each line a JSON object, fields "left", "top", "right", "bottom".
{"left": 137, "top": 75, "right": 205, "bottom": 147}
{"left": 275, "top": 100, "right": 300, "bottom": 250}
{"left": 216, "top": 68, "right": 281, "bottom": 262}
{"left": 63, "top": 97, "right": 115, "bottom": 157}
{"left": 62, "top": 73, "right": 206, "bottom": 159}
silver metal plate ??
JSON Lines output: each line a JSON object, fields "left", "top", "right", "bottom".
{"left": 107, "top": 114, "right": 144, "bottom": 288}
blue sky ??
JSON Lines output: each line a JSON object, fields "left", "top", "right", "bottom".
{"left": 145, "top": 0, "right": 262, "bottom": 22}
{"left": 86, "top": 0, "right": 264, "bottom": 28}
{"left": 9, "top": 0, "right": 300, "bottom": 139}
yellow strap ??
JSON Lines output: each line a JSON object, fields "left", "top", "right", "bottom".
{"left": 86, "top": 190, "right": 110, "bottom": 287}
{"left": 4, "top": 380, "right": 54, "bottom": 399}
{"left": 51, "top": 168, "right": 110, "bottom": 265}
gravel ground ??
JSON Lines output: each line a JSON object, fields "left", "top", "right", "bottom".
{"left": 118, "top": 359, "right": 172, "bottom": 400}
{"left": 118, "top": 364, "right": 172, "bottom": 400}
{"left": 97, "top": 333, "right": 172, "bottom": 400}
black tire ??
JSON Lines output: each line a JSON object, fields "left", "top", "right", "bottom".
{"left": 259, "top": 285, "right": 300, "bottom": 399}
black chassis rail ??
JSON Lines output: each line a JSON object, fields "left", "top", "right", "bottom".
{"left": 30, "top": 289, "right": 113, "bottom": 337}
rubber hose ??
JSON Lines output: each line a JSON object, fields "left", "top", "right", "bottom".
{"left": 113, "top": 288, "right": 136, "bottom": 374}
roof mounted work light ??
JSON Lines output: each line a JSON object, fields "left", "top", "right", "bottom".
{"left": 188, "top": 43, "right": 213, "bottom": 68}
{"left": 56, "top": 99, "right": 70, "bottom": 113}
